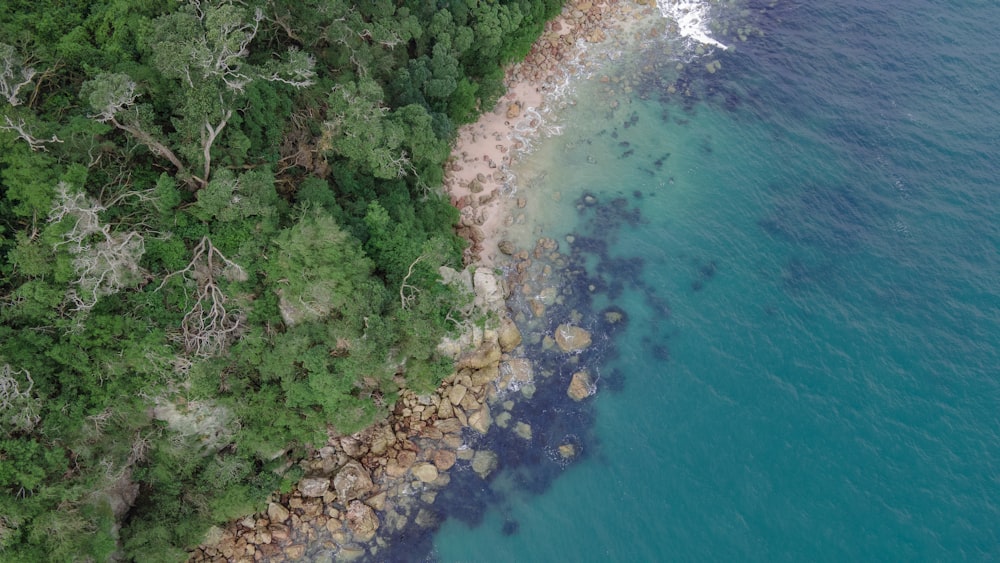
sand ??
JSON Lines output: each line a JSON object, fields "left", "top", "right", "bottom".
{"left": 444, "top": 0, "right": 660, "bottom": 267}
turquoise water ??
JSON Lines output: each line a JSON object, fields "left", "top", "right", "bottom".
{"left": 429, "top": 1, "right": 1000, "bottom": 560}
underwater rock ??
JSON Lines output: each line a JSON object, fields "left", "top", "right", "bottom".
{"left": 411, "top": 463, "right": 439, "bottom": 484}
{"left": 471, "top": 450, "right": 498, "bottom": 479}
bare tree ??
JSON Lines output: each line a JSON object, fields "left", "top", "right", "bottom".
{"left": 0, "top": 43, "right": 35, "bottom": 106}
{"left": 0, "top": 364, "right": 40, "bottom": 435}
{"left": 49, "top": 183, "right": 147, "bottom": 312}
{"left": 158, "top": 237, "right": 247, "bottom": 357}
{"left": 0, "top": 115, "right": 62, "bottom": 151}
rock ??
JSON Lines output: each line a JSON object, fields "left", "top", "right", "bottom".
{"left": 470, "top": 364, "right": 500, "bottom": 387}
{"left": 559, "top": 443, "right": 577, "bottom": 459}
{"left": 369, "top": 425, "right": 396, "bottom": 456}
{"left": 554, "top": 324, "right": 592, "bottom": 353}
{"left": 467, "top": 405, "right": 492, "bottom": 435}
{"left": 339, "top": 545, "right": 367, "bottom": 561}
{"left": 498, "top": 240, "right": 516, "bottom": 255}
{"left": 436, "top": 398, "right": 454, "bottom": 419}
{"left": 504, "top": 358, "right": 533, "bottom": 384}
{"left": 506, "top": 101, "right": 522, "bottom": 119}
{"left": 498, "top": 317, "right": 522, "bottom": 352}
{"left": 432, "top": 449, "right": 457, "bottom": 471}
{"left": 366, "top": 492, "right": 387, "bottom": 512}
{"left": 267, "top": 502, "right": 289, "bottom": 524}
{"left": 448, "top": 384, "right": 468, "bottom": 406}
{"left": 457, "top": 341, "right": 501, "bottom": 371}
{"left": 326, "top": 518, "right": 342, "bottom": 535}
{"left": 334, "top": 461, "right": 373, "bottom": 501}
{"left": 473, "top": 269, "right": 505, "bottom": 313}
{"left": 495, "top": 411, "right": 511, "bottom": 428}
{"left": 471, "top": 450, "right": 498, "bottom": 479}
{"left": 340, "top": 436, "right": 366, "bottom": 457}
{"left": 346, "top": 500, "right": 379, "bottom": 542}
{"left": 298, "top": 477, "right": 330, "bottom": 498}
{"left": 284, "top": 544, "right": 306, "bottom": 560}
{"left": 567, "top": 370, "right": 595, "bottom": 401}
{"left": 415, "top": 508, "right": 438, "bottom": 528}
{"left": 514, "top": 422, "right": 532, "bottom": 440}
{"left": 411, "top": 462, "right": 439, "bottom": 483}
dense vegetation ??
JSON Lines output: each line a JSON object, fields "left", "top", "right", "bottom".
{"left": 0, "top": 0, "right": 561, "bottom": 560}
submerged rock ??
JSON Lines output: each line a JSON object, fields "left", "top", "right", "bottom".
{"left": 410, "top": 463, "right": 438, "bottom": 484}
{"left": 471, "top": 450, "right": 498, "bottom": 479}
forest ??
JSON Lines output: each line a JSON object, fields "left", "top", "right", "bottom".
{"left": 0, "top": 0, "right": 561, "bottom": 560}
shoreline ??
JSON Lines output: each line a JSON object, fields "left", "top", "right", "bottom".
{"left": 189, "top": 2, "right": 660, "bottom": 561}
{"left": 448, "top": 0, "right": 660, "bottom": 267}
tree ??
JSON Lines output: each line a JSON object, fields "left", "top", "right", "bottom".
{"left": 158, "top": 237, "right": 247, "bottom": 357}
{"left": 0, "top": 43, "right": 34, "bottom": 106}
{"left": 48, "top": 182, "right": 147, "bottom": 312}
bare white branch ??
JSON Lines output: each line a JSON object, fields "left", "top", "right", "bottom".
{"left": 0, "top": 364, "right": 40, "bottom": 434}
{"left": 158, "top": 237, "right": 247, "bottom": 357}
{"left": 49, "top": 182, "right": 147, "bottom": 311}
{"left": 0, "top": 43, "right": 35, "bottom": 106}
{"left": 1, "top": 115, "right": 62, "bottom": 150}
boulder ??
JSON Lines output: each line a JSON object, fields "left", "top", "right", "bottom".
{"left": 457, "top": 341, "right": 501, "bottom": 371}
{"left": 498, "top": 317, "right": 522, "bottom": 352}
{"left": 448, "top": 384, "right": 468, "bottom": 406}
{"left": 558, "top": 443, "right": 577, "bottom": 459}
{"left": 471, "top": 450, "right": 498, "bottom": 479}
{"left": 298, "top": 477, "right": 330, "bottom": 498}
{"left": 432, "top": 449, "right": 457, "bottom": 471}
{"left": 267, "top": 502, "right": 289, "bottom": 524}
{"left": 334, "top": 461, "right": 373, "bottom": 501}
{"left": 470, "top": 364, "right": 500, "bottom": 387}
{"left": 284, "top": 544, "right": 306, "bottom": 561}
{"left": 504, "top": 358, "right": 533, "bottom": 384}
{"left": 498, "top": 240, "right": 516, "bottom": 255}
{"left": 514, "top": 422, "right": 532, "bottom": 441}
{"left": 555, "top": 324, "right": 592, "bottom": 353}
{"left": 411, "top": 462, "right": 439, "bottom": 483}
{"left": 369, "top": 425, "right": 396, "bottom": 456}
{"left": 506, "top": 101, "right": 522, "bottom": 119}
{"left": 467, "top": 405, "right": 492, "bottom": 435}
{"left": 567, "top": 370, "right": 595, "bottom": 401}
{"left": 345, "top": 500, "right": 379, "bottom": 542}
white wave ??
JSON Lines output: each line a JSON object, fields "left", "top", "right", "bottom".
{"left": 657, "top": 0, "right": 729, "bottom": 51}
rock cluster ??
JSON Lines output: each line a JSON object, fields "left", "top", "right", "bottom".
{"left": 190, "top": 273, "right": 532, "bottom": 562}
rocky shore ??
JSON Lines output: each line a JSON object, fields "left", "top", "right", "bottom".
{"left": 189, "top": 1, "right": 653, "bottom": 561}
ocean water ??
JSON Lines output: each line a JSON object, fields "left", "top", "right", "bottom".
{"left": 425, "top": 1, "right": 1000, "bottom": 560}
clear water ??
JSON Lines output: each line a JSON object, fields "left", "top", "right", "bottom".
{"left": 428, "top": 1, "right": 1000, "bottom": 560}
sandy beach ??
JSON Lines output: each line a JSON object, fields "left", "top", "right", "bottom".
{"left": 447, "top": 0, "right": 660, "bottom": 267}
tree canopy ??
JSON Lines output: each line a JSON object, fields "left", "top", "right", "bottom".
{"left": 0, "top": 0, "right": 562, "bottom": 559}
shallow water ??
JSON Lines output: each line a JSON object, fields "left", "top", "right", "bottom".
{"left": 428, "top": 0, "right": 1000, "bottom": 560}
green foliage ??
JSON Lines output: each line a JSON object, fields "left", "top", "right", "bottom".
{"left": 0, "top": 0, "right": 560, "bottom": 559}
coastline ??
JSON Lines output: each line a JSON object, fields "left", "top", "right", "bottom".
{"left": 448, "top": 0, "right": 660, "bottom": 267}
{"left": 189, "top": 2, "right": 660, "bottom": 561}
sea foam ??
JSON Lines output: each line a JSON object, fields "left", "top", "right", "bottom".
{"left": 657, "top": 0, "right": 729, "bottom": 51}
